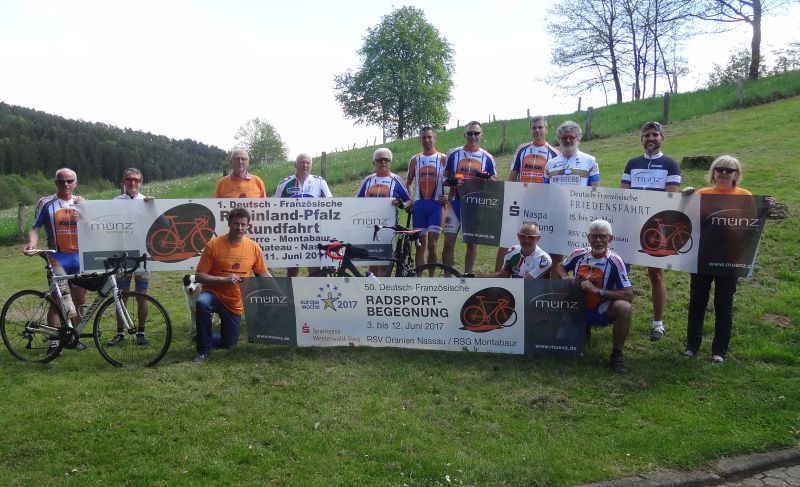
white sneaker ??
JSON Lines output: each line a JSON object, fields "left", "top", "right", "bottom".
{"left": 712, "top": 354, "right": 725, "bottom": 363}
{"left": 650, "top": 324, "right": 665, "bottom": 341}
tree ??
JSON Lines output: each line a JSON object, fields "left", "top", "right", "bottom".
{"left": 771, "top": 40, "right": 800, "bottom": 74}
{"left": 694, "top": 0, "right": 793, "bottom": 80}
{"left": 706, "top": 47, "right": 767, "bottom": 87}
{"left": 333, "top": 7, "right": 454, "bottom": 140}
{"left": 234, "top": 118, "right": 287, "bottom": 165}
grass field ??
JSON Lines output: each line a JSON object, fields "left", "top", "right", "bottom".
{"left": 0, "top": 95, "right": 798, "bottom": 485}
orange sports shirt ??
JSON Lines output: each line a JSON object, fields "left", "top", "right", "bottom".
{"left": 196, "top": 235, "right": 268, "bottom": 314}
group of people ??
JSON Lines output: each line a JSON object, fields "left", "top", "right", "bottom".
{"left": 25, "top": 117, "right": 768, "bottom": 371}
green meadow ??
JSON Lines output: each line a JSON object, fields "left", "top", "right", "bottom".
{"left": 0, "top": 75, "right": 798, "bottom": 485}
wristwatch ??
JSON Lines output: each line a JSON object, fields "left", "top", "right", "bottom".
{"left": 599, "top": 289, "right": 607, "bottom": 299}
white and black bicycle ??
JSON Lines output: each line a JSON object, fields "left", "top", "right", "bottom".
{"left": 1, "top": 250, "right": 172, "bottom": 367}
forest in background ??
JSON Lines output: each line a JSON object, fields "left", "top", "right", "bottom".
{"left": 0, "top": 102, "right": 226, "bottom": 208}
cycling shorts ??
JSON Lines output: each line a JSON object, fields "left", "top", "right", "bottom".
{"left": 50, "top": 252, "right": 80, "bottom": 276}
{"left": 412, "top": 200, "right": 444, "bottom": 234}
{"left": 443, "top": 200, "right": 462, "bottom": 234}
{"left": 586, "top": 301, "right": 613, "bottom": 327}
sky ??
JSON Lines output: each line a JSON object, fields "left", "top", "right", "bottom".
{"left": 2, "top": 0, "right": 799, "bottom": 159}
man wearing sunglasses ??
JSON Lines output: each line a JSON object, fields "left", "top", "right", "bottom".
{"left": 25, "top": 168, "right": 87, "bottom": 352}
{"left": 620, "top": 121, "right": 681, "bottom": 342}
{"left": 215, "top": 148, "right": 267, "bottom": 198}
{"left": 106, "top": 168, "right": 154, "bottom": 347}
{"left": 442, "top": 121, "right": 498, "bottom": 275}
{"left": 482, "top": 222, "right": 552, "bottom": 279}
{"left": 553, "top": 219, "right": 634, "bottom": 374}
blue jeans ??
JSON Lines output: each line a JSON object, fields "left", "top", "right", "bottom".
{"left": 195, "top": 291, "right": 241, "bottom": 355}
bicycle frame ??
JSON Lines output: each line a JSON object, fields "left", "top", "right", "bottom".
{"left": 36, "top": 253, "right": 136, "bottom": 344}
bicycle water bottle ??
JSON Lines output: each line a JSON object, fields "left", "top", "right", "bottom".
{"left": 62, "top": 291, "right": 78, "bottom": 319}
{"left": 365, "top": 271, "right": 375, "bottom": 277}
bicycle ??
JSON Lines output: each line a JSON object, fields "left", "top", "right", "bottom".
{"left": 1, "top": 250, "right": 172, "bottom": 367}
{"left": 310, "top": 201, "right": 462, "bottom": 278}
{"left": 148, "top": 214, "right": 216, "bottom": 258}
{"left": 461, "top": 294, "right": 517, "bottom": 328}
{"left": 642, "top": 218, "right": 693, "bottom": 254}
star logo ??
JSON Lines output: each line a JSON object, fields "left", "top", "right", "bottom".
{"left": 317, "top": 283, "right": 342, "bottom": 311}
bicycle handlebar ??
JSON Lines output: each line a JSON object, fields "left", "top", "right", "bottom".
{"left": 103, "top": 252, "right": 148, "bottom": 275}
{"left": 317, "top": 242, "right": 347, "bottom": 261}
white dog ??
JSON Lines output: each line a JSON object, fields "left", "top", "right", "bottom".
{"left": 182, "top": 274, "right": 203, "bottom": 338}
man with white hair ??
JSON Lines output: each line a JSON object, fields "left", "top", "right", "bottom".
{"left": 356, "top": 148, "right": 412, "bottom": 276}
{"left": 554, "top": 219, "right": 634, "bottom": 373}
{"left": 215, "top": 148, "right": 267, "bottom": 198}
{"left": 276, "top": 153, "right": 333, "bottom": 277}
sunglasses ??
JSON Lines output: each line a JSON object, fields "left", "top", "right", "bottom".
{"left": 517, "top": 233, "right": 540, "bottom": 240}
{"left": 714, "top": 167, "right": 738, "bottom": 174}
{"left": 124, "top": 177, "right": 142, "bottom": 183}
{"left": 55, "top": 179, "right": 75, "bottom": 185}
{"left": 375, "top": 158, "right": 391, "bottom": 163}
{"left": 465, "top": 131, "right": 481, "bottom": 136}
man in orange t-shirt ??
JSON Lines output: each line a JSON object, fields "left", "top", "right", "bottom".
{"left": 193, "top": 207, "right": 270, "bottom": 362}
{"left": 214, "top": 148, "right": 267, "bottom": 198}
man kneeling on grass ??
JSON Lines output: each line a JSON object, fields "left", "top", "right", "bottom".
{"left": 193, "top": 207, "right": 271, "bottom": 363}
{"left": 553, "top": 219, "right": 634, "bottom": 373}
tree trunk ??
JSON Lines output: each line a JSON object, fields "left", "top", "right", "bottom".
{"left": 748, "top": 0, "right": 762, "bottom": 80}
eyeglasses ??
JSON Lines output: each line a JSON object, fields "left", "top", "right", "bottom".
{"left": 55, "top": 179, "right": 75, "bottom": 185}
{"left": 375, "top": 158, "right": 391, "bottom": 163}
{"left": 588, "top": 234, "right": 610, "bottom": 240}
{"left": 465, "top": 131, "right": 481, "bottom": 137}
{"left": 517, "top": 233, "right": 540, "bottom": 240}
{"left": 714, "top": 167, "right": 738, "bottom": 174}
{"left": 124, "top": 177, "right": 142, "bottom": 183}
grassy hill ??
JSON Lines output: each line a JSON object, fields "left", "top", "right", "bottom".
{"left": 0, "top": 82, "right": 798, "bottom": 485}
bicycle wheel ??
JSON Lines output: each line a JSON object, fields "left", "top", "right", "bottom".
{"left": 496, "top": 307, "right": 518, "bottom": 327}
{"left": 149, "top": 229, "right": 180, "bottom": 257}
{"left": 412, "top": 263, "right": 463, "bottom": 278}
{"left": 190, "top": 227, "right": 215, "bottom": 253}
{"left": 1, "top": 290, "right": 63, "bottom": 363}
{"left": 93, "top": 291, "right": 172, "bottom": 367}
{"left": 461, "top": 305, "right": 487, "bottom": 327}
{"left": 672, "top": 232, "right": 694, "bottom": 254}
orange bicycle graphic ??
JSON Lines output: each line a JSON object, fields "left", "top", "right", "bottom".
{"left": 642, "top": 218, "right": 693, "bottom": 255}
{"left": 461, "top": 295, "right": 517, "bottom": 329}
{"left": 148, "top": 215, "right": 216, "bottom": 258}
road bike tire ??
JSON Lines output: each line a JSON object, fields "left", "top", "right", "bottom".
{"left": 496, "top": 308, "right": 518, "bottom": 327}
{"left": 93, "top": 291, "right": 173, "bottom": 367}
{"left": 190, "top": 228, "right": 215, "bottom": 253}
{"left": 411, "top": 263, "right": 463, "bottom": 278}
{"left": 672, "top": 233, "right": 694, "bottom": 254}
{"left": 461, "top": 305, "right": 487, "bottom": 327}
{"left": 149, "top": 229, "right": 180, "bottom": 257}
{"left": 1, "top": 290, "right": 63, "bottom": 363}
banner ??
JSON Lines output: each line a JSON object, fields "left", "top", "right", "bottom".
{"left": 77, "top": 198, "right": 396, "bottom": 271}
{"left": 460, "top": 181, "right": 769, "bottom": 277}
{"left": 244, "top": 277, "right": 587, "bottom": 357}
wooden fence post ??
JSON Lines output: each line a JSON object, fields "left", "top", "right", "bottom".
{"left": 585, "top": 107, "right": 593, "bottom": 140}
{"left": 578, "top": 97, "right": 582, "bottom": 112}
{"left": 527, "top": 108, "right": 530, "bottom": 120}
{"left": 320, "top": 152, "right": 327, "bottom": 179}
{"left": 500, "top": 122, "right": 507, "bottom": 154}
{"left": 457, "top": 119, "right": 460, "bottom": 128}
{"left": 736, "top": 79, "right": 744, "bottom": 106}
{"left": 18, "top": 202, "right": 26, "bottom": 240}
{"left": 663, "top": 92, "right": 671, "bottom": 124}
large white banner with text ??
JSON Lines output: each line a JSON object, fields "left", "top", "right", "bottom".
{"left": 77, "top": 198, "right": 396, "bottom": 271}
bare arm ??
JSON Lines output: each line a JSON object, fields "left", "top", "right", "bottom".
{"left": 195, "top": 271, "right": 242, "bottom": 285}
{"left": 580, "top": 279, "right": 634, "bottom": 303}
{"left": 25, "top": 227, "right": 40, "bottom": 250}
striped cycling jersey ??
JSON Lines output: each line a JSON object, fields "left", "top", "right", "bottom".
{"left": 562, "top": 248, "right": 632, "bottom": 311}
{"left": 356, "top": 172, "right": 411, "bottom": 200}
{"left": 544, "top": 150, "right": 600, "bottom": 186}
{"left": 511, "top": 142, "right": 559, "bottom": 183}
{"left": 275, "top": 175, "right": 332, "bottom": 198}
{"left": 621, "top": 152, "right": 681, "bottom": 190}
{"left": 407, "top": 151, "right": 446, "bottom": 201}
{"left": 445, "top": 146, "right": 497, "bottom": 200}
{"left": 33, "top": 195, "right": 79, "bottom": 253}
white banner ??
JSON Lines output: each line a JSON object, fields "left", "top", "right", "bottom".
{"left": 77, "top": 198, "right": 396, "bottom": 271}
